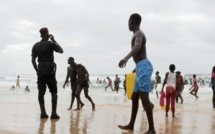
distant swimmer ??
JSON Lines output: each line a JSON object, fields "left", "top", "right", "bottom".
{"left": 75, "top": 63, "right": 95, "bottom": 111}
{"left": 105, "top": 77, "right": 114, "bottom": 91}
{"left": 211, "top": 66, "right": 215, "bottom": 108}
{"left": 31, "top": 27, "right": 63, "bottom": 119}
{"left": 103, "top": 79, "right": 107, "bottom": 84}
{"left": 161, "top": 64, "right": 177, "bottom": 118}
{"left": 10, "top": 85, "right": 15, "bottom": 90}
{"left": 16, "top": 75, "right": 20, "bottom": 88}
{"left": 25, "top": 86, "right": 30, "bottom": 92}
{"left": 189, "top": 74, "right": 199, "bottom": 99}
{"left": 176, "top": 71, "right": 184, "bottom": 104}
{"left": 63, "top": 57, "right": 84, "bottom": 110}
{"left": 118, "top": 13, "right": 155, "bottom": 133}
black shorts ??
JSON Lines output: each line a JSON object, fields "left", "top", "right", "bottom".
{"left": 78, "top": 81, "right": 89, "bottom": 88}
{"left": 37, "top": 62, "right": 57, "bottom": 94}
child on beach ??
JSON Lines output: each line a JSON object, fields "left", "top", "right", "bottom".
{"left": 161, "top": 64, "right": 177, "bottom": 118}
{"left": 189, "top": 74, "right": 199, "bottom": 99}
{"left": 211, "top": 66, "right": 215, "bottom": 108}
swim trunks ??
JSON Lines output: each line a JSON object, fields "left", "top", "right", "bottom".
{"left": 133, "top": 59, "right": 153, "bottom": 92}
{"left": 78, "top": 80, "right": 89, "bottom": 88}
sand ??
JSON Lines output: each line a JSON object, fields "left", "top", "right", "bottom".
{"left": 0, "top": 99, "right": 215, "bottom": 134}
{"left": 0, "top": 84, "right": 215, "bottom": 134}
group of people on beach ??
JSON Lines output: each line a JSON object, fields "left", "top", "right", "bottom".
{"left": 30, "top": 12, "right": 215, "bottom": 134}
{"left": 105, "top": 74, "right": 121, "bottom": 93}
{"left": 10, "top": 75, "right": 30, "bottom": 92}
{"left": 31, "top": 27, "right": 95, "bottom": 120}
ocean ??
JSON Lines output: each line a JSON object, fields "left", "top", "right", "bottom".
{"left": 0, "top": 73, "right": 213, "bottom": 106}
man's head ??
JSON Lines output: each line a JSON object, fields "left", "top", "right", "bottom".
{"left": 128, "top": 13, "right": 141, "bottom": 31}
{"left": 68, "top": 57, "right": 76, "bottom": 65}
{"left": 39, "top": 27, "right": 49, "bottom": 40}
{"left": 155, "top": 71, "right": 159, "bottom": 75}
{"left": 169, "top": 64, "right": 175, "bottom": 72}
{"left": 193, "top": 74, "right": 196, "bottom": 78}
{"left": 176, "top": 71, "right": 181, "bottom": 75}
{"left": 212, "top": 66, "right": 215, "bottom": 73}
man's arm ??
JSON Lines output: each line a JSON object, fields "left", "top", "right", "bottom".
{"left": 63, "top": 67, "right": 70, "bottom": 88}
{"left": 119, "top": 31, "right": 142, "bottom": 68}
{"left": 161, "top": 72, "right": 168, "bottom": 92}
{"left": 50, "top": 35, "right": 64, "bottom": 53}
{"left": 31, "top": 56, "right": 38, "bottom": 73}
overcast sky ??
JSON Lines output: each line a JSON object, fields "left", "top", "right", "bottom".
{"left": 0, "top": 0, "right": 214, "bottom": 75}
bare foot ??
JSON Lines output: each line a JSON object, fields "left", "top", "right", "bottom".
{"left": 73, "top": 108, "right": 80, "bottom": 111}
{"left": 144, "top": 130, "right": 156, "bottom": 134}
{"left": 118, "top": 125, "right": 133, "bottom": 132}
{"left": 172, "top": 113, "right": 175, "bottom": 118}
{"left": 80, "top": 103, "right": 85, "bottom": 109}
{"left": 67, "top": 107, "right": 72, "bottom": 110}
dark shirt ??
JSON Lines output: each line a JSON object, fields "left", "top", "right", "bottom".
{"left": 31, "top": 40, "right": 59, "bottom": 62}
{"left": 156, "top": 76, "right": 161, "bottom": 84}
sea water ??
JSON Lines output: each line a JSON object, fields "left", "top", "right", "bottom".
{"left": 0, "top": 73, "right": 213, "bottom": 106}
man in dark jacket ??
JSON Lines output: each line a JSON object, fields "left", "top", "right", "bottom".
{"left": 31, "top": 27, "right": 63, "bottom": 119}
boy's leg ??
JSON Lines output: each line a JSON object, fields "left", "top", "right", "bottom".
{"left": 140, "top": 92, "right": 156, "bottom": 133}
{"left": 118, "top": 92, "right": 139, "bottom": 131}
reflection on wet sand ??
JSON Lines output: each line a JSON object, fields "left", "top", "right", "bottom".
{"left": 50, "top": 119, "right": 58, "bottom": 134}
{"left": 38, "top": 119, "right": 48, "bottom": 134}
{"left": 70, "top": 111, "right": 80, "bottom": 134}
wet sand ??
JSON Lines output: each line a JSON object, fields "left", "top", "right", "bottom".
{"left": 0, "top": 100, "right": 215, "bottom": 134}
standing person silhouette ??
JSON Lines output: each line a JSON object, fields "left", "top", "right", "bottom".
{"left": 63, "top": 57, "right": 84, "bottom": 110}
{"left": 118, "top": 13, "right": 156, "bottom": 133}
{"left": 31, "top": 27, "right": 63, "bottom": 119}
{"left": 155, "top": 71, "right": 161, "bottom": 98}
{"left": 16, "top": 75, "right": 20, "bottom": 88}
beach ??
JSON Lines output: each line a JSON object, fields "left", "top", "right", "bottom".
{"left": 0, "top": 74, "right": 215, "bottom": 134}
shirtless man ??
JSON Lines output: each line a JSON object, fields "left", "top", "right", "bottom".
{"left": 63, "top": 57, "right": 84, "bottom": 110}
{"left": 118, "top": 13, "right": 156, "bottom": 134}
{"left": 75, "top": 64, "right": 95, "bottom": 110}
